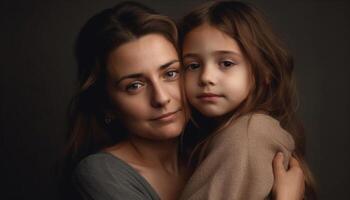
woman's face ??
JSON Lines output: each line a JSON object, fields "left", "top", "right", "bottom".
{"left": 105, "top": 34, "right": 185, "bottom": 141}
{"left": 182, "top": 24, "right": 252, "bottom": 117}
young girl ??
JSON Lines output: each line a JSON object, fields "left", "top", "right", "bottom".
{"left": 63, "top": 1, "right": 306, "bottom": 200}
{"left": 179, "top": 1, "right": 316, "bottom": 199}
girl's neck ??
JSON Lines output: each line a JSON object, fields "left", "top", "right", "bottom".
{"left": 198, "top": 111, "right": 234, "bottom": 132}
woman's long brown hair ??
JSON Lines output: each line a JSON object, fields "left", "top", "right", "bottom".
{"left": 59, "top": 2, "right": 179, "bottom": 198}
{"left": 179, "top": 1, "right": 317, "bottom": 199}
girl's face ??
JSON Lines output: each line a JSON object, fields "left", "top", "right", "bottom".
{"left": 105, "top": 34, "right": 185, "bottom": 141}
{"left": 182, "top": 24, "right": 252, "bottom": 118}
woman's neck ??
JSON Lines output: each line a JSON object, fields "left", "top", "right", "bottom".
{"left": 106, "top": 136, "right": 182, "bottom": 174}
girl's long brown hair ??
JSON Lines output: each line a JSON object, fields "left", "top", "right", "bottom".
{"left": 179, "top": 1, "right": 317, "bottom": 199}
{"left": 60, "top": 2, "right": 179, "bottom": 198}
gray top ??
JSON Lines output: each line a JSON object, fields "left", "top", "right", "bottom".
{"left": 74, "top": 152, "right": 161, "bottom": 200}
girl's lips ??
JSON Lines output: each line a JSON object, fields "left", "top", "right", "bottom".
{"left": 197, "top": 93, "right": 224, "bottom": 101}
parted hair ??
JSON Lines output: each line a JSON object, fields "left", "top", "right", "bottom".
{"left": 179, "top": 1, "right": 317, "bottom": 199}
{"left": 61, "top": 2, "right": 179, "bottom": 199}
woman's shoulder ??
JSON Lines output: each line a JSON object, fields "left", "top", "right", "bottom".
{"left": 74, "top": 152, "right": 160, "bottom": 199}
{"left": 75, "top": 152, "right": 131, "bottom": 178}
{"left": 76, "top": 152, "right": 120, "bottom": 168}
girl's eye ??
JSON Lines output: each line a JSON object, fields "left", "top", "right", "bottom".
{"left": 219, "top": 60, "right": 236, "bottom": 68}
{"left": 126, "top": 82, "right": 144, "bottom": 92}
{"left": 164, "top": 70, "right": 179, "bottom": 80}
{"left": 185, "top": 63, "right": 201, "bottom": 71}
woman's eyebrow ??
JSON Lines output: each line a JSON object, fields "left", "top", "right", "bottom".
{"left": 158, "top": 60, "right": 179, "bottom": 71}
{"left": 115, "top": 73, "right": 143, "bottom": 84}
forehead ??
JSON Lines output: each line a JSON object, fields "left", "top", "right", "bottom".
{"left": 106, "top": 34, "right": 178, "bottom": 77}
{"left": 182, "top": 23, "right": 241, "bottom": 55}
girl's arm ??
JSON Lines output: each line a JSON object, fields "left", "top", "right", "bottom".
{"left": 180, "top": 114, "right": 296, "bottom": 200}
{"left": 272, "top": 153, "right": 305, "bottom": 200}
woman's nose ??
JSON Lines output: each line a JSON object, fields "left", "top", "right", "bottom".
{"left": 151, "top": 82, "right": 171, "bottom": 108}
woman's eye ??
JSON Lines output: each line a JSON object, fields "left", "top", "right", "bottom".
{"left": 219, "top": 61, "right": 236, "bottom": 68}
{"left": 126, "top": 82, "right": 144, "bottom": 92}
{"left": 185, "top": 63, "right": 200, "bottom": 71}
{"left": 165, "top": 70, "right": 179, "bottom": 80}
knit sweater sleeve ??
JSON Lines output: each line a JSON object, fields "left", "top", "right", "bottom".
{"left": 180, "top": 113, "right": 295, "bottom": 200}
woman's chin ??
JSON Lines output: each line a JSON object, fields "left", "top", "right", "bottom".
{"left": 156, "top": 124, "right": 184, "bottom": 140}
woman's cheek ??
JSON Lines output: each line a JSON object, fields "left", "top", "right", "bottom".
{"left": 166, "top": 81, "right": 182, "bottom": 101}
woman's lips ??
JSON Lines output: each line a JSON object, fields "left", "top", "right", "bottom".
{"left": 151, "top": 109, "right": 180, "bottom": 122}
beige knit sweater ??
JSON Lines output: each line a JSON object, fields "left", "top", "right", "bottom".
{"left": 180, "top": 113, "right": 295, "bottom": 200}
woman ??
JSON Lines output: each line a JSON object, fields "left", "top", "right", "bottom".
{"left": 64, "top": 2, "right": 304, "bottom": 200}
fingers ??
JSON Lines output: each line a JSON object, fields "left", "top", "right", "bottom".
{"left": 273, "top": 152, "right": 285, "bottom": 176}
{"left": 289, "top": 157, "right": 300, "bottom": 169}
{"left": 288, "top": 157, "right": 304, "bottom": 181}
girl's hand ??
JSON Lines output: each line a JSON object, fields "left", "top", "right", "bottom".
{"left": 272, "top": 152, "right": 305, "bottom": 200}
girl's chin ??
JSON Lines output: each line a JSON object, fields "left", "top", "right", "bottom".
{"left": 196, "top": 107, "right": 228, "bottom": 118}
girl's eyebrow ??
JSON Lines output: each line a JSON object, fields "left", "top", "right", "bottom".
{"left": 212, "top": 50, "right": 241, "bottom": 57}
{"left": 182, "top": 53, "right": 198, "bottom": 59}
{"left": 183, "top": 51, "right": 241, "bottom": 58}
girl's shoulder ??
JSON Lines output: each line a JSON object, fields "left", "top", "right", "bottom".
{"left": 229, "top": 112, "right": 280, "bottom": 128}
{"left": 220, "top": 112, "right": 280, "bottom": 133}
{"left": 215, "top": 113, "right": 295, "bottom": 150}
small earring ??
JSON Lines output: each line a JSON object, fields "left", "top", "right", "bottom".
{"left": 105, "top": 115, "right": 112, "bottom": 124}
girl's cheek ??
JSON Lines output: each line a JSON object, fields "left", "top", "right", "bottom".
{"left": 185, "top": 75, "right": 196, "bottom": 92}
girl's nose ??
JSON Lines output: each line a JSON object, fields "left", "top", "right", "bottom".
{"left": 199, "top": 65, "right": 216, "bottom": 87}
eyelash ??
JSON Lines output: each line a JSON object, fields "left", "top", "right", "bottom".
{"left": 219, "top": 60, "right": 236, "bottom": 68}
{"left": 125, "top": 81, "right": 144, "bottom": 92}
{"left": 185, "top": 60, "right": 236, "bottom": 71}
{"left": 185, "top": 63, "right": 201, "bottom": 71}
{"left": 124, "top": 70, "right": 179, "bottom": 93}
{"left": 164, "top": 69, "right": 180, "bottom": 80}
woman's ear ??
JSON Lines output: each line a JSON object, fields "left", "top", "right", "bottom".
{"left": 104, "top": 113, "right": 114, "bottom": 124}
{"left": 264, "top": 75, "right": 271, "bottom": 85}
{"left": 104, "top": 109, "right": 118, "bottom": 124}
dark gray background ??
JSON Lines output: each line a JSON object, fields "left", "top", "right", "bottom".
{"left": 1, "top": 0, "right": 349, "bottom": 199}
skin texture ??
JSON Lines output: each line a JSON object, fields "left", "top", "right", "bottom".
{"left": 101, "top": 33, "right": 302, "bottom": 200}
{"left": 183, "top": 23, "right": 252, "bottom": 118}
{"left": 273, "top": 153, "right": 305, "bottom": 200}
{"left": 106, "top": 34, "right": 185, "bottom": 141}
{"left": 105, "top": 34, "right": 188, "bottom": 200}
{"left": 182, "top": 24, "right": 305, "bottom": 200}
